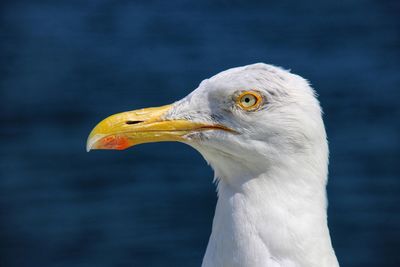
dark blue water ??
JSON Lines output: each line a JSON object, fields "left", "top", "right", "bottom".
{"left": 1, "top": 1, "right": 399, "bottom": 266}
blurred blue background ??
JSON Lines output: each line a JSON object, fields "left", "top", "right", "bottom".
{"left": 1, "top": 0, "right": 399, "bottom": 266}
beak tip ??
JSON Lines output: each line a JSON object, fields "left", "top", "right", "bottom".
{"left": 86, "top": 138, "right": 93, "bottom": 152}
{"left": 86, "top": 133, "right": 103, "bottom": 152}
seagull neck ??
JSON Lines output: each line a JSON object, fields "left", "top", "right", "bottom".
{"left": 202, "top": 159, "right": 339, "bottom": 267}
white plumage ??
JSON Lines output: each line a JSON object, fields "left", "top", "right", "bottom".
{"left": 166, "top": 63, "right": 338, "bottom": 267}
{"left": 87, "top": 63, "right": 339, "bottom": 267}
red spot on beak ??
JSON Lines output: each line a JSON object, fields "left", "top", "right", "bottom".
{"left": 101, "top": 135, "right": 130, "bottom": 150}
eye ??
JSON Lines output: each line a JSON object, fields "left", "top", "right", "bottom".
{"left": 237, "top": 91, "right": 262, "bottom": 111}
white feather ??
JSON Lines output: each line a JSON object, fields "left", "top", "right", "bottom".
{"left": 165, "top": 63, "right": 339, "bottom": 267}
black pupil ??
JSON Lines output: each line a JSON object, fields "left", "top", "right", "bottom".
{"left": 245, "top": 97, "right": 251, "bottom": 103}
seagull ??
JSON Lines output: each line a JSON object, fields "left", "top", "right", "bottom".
{"left": 86, "top": 63, "right": 339, "bottom": 267}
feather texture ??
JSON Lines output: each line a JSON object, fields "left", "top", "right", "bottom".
{"left": 165, "top": 63, "right": 339, "bottom": 267}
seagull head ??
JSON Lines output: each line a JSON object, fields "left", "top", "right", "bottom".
{"left": 86, "top": 63, "right": 337, "bottom": 267}
{"left": 87, "top": 63, "right": 327, "bottom": 185}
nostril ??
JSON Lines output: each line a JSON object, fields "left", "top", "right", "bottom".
{"left": 126, "top": 120, "right": 144, "bottom": 125}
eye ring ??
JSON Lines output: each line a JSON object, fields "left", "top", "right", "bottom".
{"left": 237, "top": 91, "right": 263, "bottom": 111}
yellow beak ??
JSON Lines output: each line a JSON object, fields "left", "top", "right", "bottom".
{"left": 86, "top": 104, "right": 234, "bottom": 152}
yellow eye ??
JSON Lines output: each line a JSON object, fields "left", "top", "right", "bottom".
{"left": 237, "top": 91, "right": 262, "bottom": 110}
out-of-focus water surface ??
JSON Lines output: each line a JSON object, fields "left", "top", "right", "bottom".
{"left": 1, "top": 0, "right": 399, "bottom": 266}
